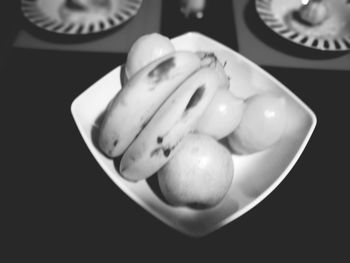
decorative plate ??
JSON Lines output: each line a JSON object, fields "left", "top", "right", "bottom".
{"left": 255, "top": 0, "right": 350, "bottom": 51}
{"left": 71, "top": 32, "right": 317, "bottom": 237}
{"left": 21, "top": 0, "right": 143, "bottom": 35}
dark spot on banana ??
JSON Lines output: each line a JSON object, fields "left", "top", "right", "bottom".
{"left": 163, "top": 148, "right": 171, "bottom": 157}
{"left": 113, "top": 139, "right": 118, "bottom": 147}
{"left": 150, "top": 146, "right": 172, "bottom": 158}
{"left": 185, "top": 85, "right": 205, "bottom": 111}
{"left": 148, "top": 57, "right": 175, "bottom": 84}
{"left": 157, "top": 136, "right": 163, "bottom": 144}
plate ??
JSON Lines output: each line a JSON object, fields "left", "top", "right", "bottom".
{"left": 255, "top": 0, "right": 350, "bottom": 51}
{"left": 71, "top": 32, "right": 317, "bottom": 237}
{"left": 21, "top": 0, "right": 143, "bottom": 35}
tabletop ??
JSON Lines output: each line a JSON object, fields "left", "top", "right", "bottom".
{"left": 1, "top": 0, "right": 349, "bottom": 261}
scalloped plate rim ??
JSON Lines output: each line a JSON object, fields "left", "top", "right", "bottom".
{"left": 21, "top": 0, "right": 144, "bottom": 35}
{"left": 255, "top": 0, "right": 350, "bottom": 51}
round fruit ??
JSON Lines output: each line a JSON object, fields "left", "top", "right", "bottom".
{"left": 157, "top": 134, "right": 234, "bottom": 209}
{"left": 196, "top": 89, "right": 245, "bottom": 139}
{"left": 228, "top": 92, "right": 287, "bottom": 154}
{"left": 125, "top": 33, "right": 175, "bottom": 80}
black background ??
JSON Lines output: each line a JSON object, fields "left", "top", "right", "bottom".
{"left": 1, "top": 0, "right": 348, "bottom": 261}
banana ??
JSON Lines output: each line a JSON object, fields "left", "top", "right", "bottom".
{"left": 98, "top": 51, "right": 202, "bottom": 158}
{"left": 119, "top": 67, "right": 227, "bottom": 182}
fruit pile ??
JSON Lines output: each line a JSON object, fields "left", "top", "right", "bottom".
{"left": 98, "top": 33, "right": 287, "bottom": 209}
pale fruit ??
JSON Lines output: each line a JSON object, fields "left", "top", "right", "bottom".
{"left": 157, "top": 134, "right": 234, "bottom": 209}
{"left": 196, "top": 89, "right": 245, "bottom": 139}
{"left": 228, "top": 92, "right": 287, "bottom": 154}
{"left": 125, "top": 33, "right": 175, "bottom": 80}
{"left": 299, "top": 1, "right": 329, "bottom": 26}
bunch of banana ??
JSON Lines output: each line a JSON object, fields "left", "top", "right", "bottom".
{"left": 98, "top": 50, "right": 229, "bottom": 182}
{"left": 98, "top": 51, "right": 202, "bottom": 157}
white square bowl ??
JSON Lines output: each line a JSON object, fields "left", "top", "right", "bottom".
{"left": 71, "top": 32, "right": 317, "bottom": 237}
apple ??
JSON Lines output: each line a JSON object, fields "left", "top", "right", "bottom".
{"left": 196, "top": 89, "right": 245, "bottom": 139}
{"left": 228, "top": 92, "right": 287, "bottom": 154}
{"left": 125, "top": 33, "right": 175, "bottom": 80}
{"left": 157, "top": 134, "right": 234, "bottom": 209}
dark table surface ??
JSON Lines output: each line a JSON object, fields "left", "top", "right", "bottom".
{"left": 1, "top": 0, "right": 349, "bottom": 261}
